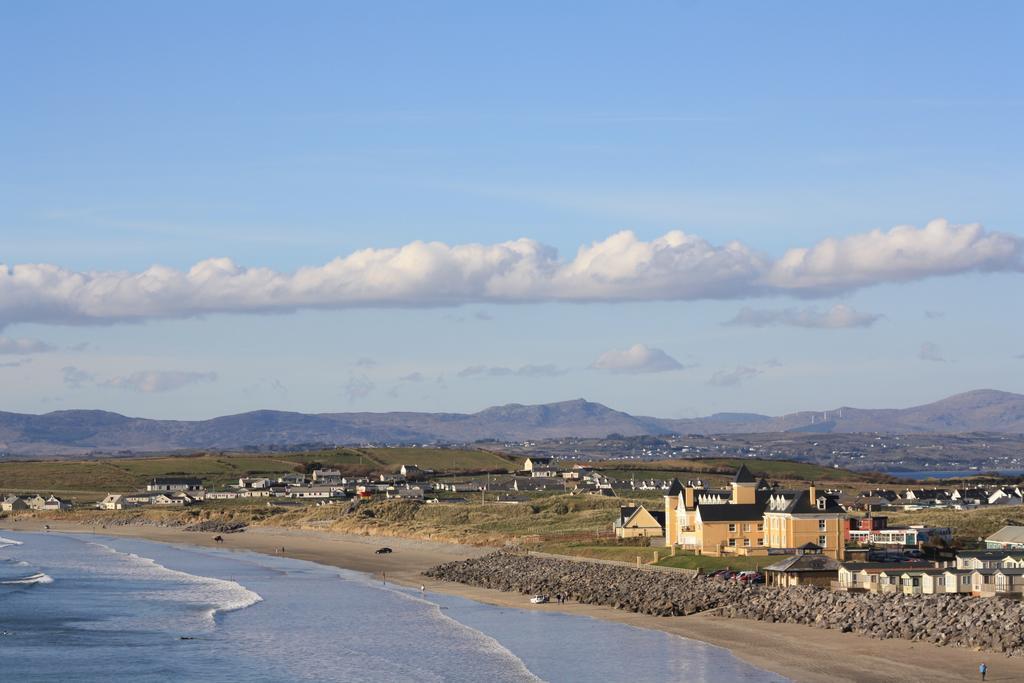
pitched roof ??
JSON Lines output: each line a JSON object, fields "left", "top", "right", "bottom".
{"left": 697, "top": 502, "right": 765, "bottom": 522}
{"left": 769, "top": 490, "right": 844, "bottom": 514}
{"left": 986, "top": 525, "right": 1024, "bottom": 546}
{"left": 733, "top": 464, "right": 756, "bottom": 484}
{"left": 667, "top": 478, "right": 684, "bottom": 497}
{"left": 956, "top": 549, "right": 1024, "bottom": 559}
{"left": 764, "top": 554, "right": 842, "bottom": 573}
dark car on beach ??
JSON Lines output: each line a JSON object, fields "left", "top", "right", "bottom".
{"left": 375, "top": 547, "right": 393, "bottom": 554}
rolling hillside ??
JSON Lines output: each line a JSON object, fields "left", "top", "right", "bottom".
{"left": 0, "top": 390, "right": 1021, "bottom": 457}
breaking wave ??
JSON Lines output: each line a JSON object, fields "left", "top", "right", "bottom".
{"left": 85, "top": 542, "right": 263, "bottom": 624}
{"left": 2, "top": 572, "right": 53, "bottom": 585}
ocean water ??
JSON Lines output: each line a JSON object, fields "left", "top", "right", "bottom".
{"left": 0, "top": 532, "right": 787, "bottom": 682}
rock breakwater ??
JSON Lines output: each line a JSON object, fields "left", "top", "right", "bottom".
{"left": 427, "top": 552, "right": 1024, "bottom": 657}
{"left": 425, "top": 551, "right": 753, "bottom": 616}
{"left": 728, "top": 586, "right": 1024, "bottom": 655}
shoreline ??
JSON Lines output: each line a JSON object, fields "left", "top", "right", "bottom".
{"left": 2, "top": 518, "right": 1015, "bottom": 683}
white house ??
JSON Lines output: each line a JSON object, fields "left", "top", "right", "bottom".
{"left": 98, "top": 494, "right": 130, "bottom": 510}
{"left": 41, "top": 496, "right": 72, "bottom": 511}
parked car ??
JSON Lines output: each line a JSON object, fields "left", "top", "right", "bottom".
{"left": 375, "top": 547, "right": 393, "bottom": 554}
{"left": 529, "top": 595, "right": 549, "bottom": 604}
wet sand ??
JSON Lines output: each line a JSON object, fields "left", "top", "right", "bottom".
{"left": 4, "top": 517, "right": 1018, "bottom": 683}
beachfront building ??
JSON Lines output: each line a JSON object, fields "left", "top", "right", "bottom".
{"left": 664, "top": 465, "right": 847, "bottom": 559}
{"left": 23, "top": 495, "right": 47, "bottom": 510}
{"left": 985, "top": 525, "right": 1024, "bottom": 550}
{"left": 1, "top": 496, "right": 29, "bottom": 511}
{"left": 762, "top": 545, "right": 841, "bottom": 587}
{"left": 954, "top": 550, "right": 1024, "bottom": 570}
{"left": 970, "top": 568, "right": 1024, "bottom": 597}
{"left": 98, "top": 494, "right": 132, "bottom": 510}
{"left": 613, "top": 504, "right": 665, "bottom": 539}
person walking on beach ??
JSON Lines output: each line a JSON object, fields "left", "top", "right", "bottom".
{"left": 979, "top": 662, "right": 987, "bottom": 681}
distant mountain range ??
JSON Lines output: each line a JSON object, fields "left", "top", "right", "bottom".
{"left": 1, "top": 389, "right": 1022, "bottom": 456}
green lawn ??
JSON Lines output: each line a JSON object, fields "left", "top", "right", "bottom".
{"left": 364, "top": 447, "right": 518, "bottom": 471}
{"left": 655, "top": 552, "right": 780, "bottom": 571}
{"left": 536, "top": 541, "right": 781, "bottom": 571}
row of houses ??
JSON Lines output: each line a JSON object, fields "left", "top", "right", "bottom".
{"left": 857, "top": 485, "right": 1024, "bottom": 511}
{"left": 1, "top": 494, "right": 73, "bottom": 511}
{"left": 759, "top": 528, "right": 1024, "bottom": 600}
{"left": 99, "top": 472, "right": 444, "bottom": 509}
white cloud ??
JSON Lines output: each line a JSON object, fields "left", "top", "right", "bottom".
{"left": 918, "top": 342, "right": 947, "bottom": 363}
{"left": 103, "top": 370, "right": 217, "bottom": 393}
{"left": 458, "top": 363, "right": 566, "bottom": 378}
{"left": 0, "top": 219, "right": 1018, "bottom": 328}
{"left": 0, "top": 336, "right": 55, "bottom": 354}
{"left": 764, "top": 219, "right": 1021, "bottom": 294}
{"left": 708, "top": 366, "right": 762, "bottom": 387}
{"left": 725, "top": 304, "right": 883, "bottom": 329}
{"left": 591, "top": 344, "right": 683, "bottom": 374}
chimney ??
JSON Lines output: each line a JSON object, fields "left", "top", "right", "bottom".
{"left": 808, "top": 482, "right": 817, "bottom": 504}
{"left": 684, "top": 487, "right": 694, "bottom": 510}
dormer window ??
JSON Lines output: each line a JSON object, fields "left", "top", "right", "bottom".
{"left": 817, "top": 497, "right": 826, "bottom": 510}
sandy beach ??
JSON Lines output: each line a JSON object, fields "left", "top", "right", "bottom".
{"left": 4, "top": 517, "right": 1018, "bottom": 683}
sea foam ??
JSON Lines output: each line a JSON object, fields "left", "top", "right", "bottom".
{"left": 1, "top": 571, "right": 54, "bottom": 585}
{"left": 85, "top": 542, "right": 263, "bottom": 624}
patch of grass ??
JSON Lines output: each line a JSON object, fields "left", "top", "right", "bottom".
{"left": 655, "top": 552, "right": 778, "bottom": 571}
{"left": 363, "top": 448, "right": 517, "bottom": 472}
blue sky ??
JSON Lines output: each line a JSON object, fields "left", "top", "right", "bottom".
{"left": 1, "top": 1, "right": 1022, "bottom": 419}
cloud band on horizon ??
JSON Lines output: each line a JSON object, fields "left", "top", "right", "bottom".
{"left": 0, "top": 219, "right": 1019, "bottom": 329}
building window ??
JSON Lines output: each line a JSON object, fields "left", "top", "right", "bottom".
{"left": 728, "top": 538, "right": 736, "bottom": 547}
{"left": 743, "top": 523, "right": 752, "bottom": 532}
{"left": 743, "top": 538, "right": 751, "bottom": 547}
{"left": 728, "top": 523, "right": 737, "bottom": 532}
{"left": 757, "top": 538, "right": 764, "bottom": 545}
{"left": 818, "top": 535, "right": 827, "bottom": 547}
{"left": 818, "top": 519, "right": 827, "bottom": 531}
{"left": 757, "top": 522, "right": 764, "bottom": 531}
